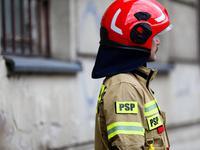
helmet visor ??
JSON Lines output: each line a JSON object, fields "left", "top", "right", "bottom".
{"left": 154, "top": 24, "right": 173, "bottom": 38}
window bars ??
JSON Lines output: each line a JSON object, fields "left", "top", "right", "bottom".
{"left": 1, "top": 0, "right": 50, "bottom": 57}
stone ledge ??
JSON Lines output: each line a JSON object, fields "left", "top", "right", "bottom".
{"left": 3, "top": 55, "right": 82, "bottom": 74}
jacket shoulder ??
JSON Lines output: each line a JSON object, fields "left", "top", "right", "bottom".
{"left": 103, "top": 73, "right": 144, "bottom": 99}
{"left": 104, "top": 73, "right": 140, "bottom": 87}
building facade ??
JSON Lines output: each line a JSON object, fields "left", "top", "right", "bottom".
{"left": 0, "top": 0, "right": 199, "bottom": 149}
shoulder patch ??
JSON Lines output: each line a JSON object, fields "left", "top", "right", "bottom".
{"left": 115, "top": 101, "right": 138, "bottom": 114}
{"left": 147, "top": 113, "right": 163, "bottom": 130}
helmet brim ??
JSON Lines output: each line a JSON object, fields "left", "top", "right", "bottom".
{"left": 154, "top": 24, "right": 173, "bottom": 37}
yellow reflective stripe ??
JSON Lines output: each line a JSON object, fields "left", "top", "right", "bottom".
{"left": 155, "top": 99, "right": 161, "bottom": 111}
{"left": 108, "top": 130, "right": 144, "bottom": 140}
{"left": 107, "top": 122, "right": 142, "bottom": 130}
{"left": 96, "top": 84, "right": 106, "bottom": 113}
{"left": 145, "top": 109, "right": 159, "bottom": 117}
{"left": 107, "top": 122, "right": 145, "bottom": 140}
{"left": 144, "top": 99, "right": 157, "bottom": 107}
{"left": 145, "top": 99, "right": 160, "bottom": 117}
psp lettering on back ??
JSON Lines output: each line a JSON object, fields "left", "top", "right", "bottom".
{"left": 116, "top": 101, "right": 138, "bottom": 114}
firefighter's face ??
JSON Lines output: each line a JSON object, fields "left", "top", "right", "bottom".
{"left": 148, "top": 36, "right": 160, "bottom": 62}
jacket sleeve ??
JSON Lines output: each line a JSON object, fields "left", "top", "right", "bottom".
{"left": 103, "top": 82, "right": 145, "bottom": 150}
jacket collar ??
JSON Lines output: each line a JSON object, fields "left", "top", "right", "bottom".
{"left": 131, "top": 66, "right": 158, "bottom": 89}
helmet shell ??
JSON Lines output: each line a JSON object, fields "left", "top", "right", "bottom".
{"left": 100, "top": 0, "right": 170, "bottom": 50}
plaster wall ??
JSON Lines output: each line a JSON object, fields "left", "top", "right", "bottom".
{"left": 0, "top": 0, "right": 200, "bottom": 149}
{"left": 0, "top": 56, "right": 101, "bottom": 149}
{"left": 168, "top": 1, "right": 198, "bottom": 62}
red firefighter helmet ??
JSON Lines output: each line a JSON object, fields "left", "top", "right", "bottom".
{"left": 92, "top": 0, "right": 173, "bottom": 78}
{"left": 100, "top": 0, "right": 173, "bottom": 52}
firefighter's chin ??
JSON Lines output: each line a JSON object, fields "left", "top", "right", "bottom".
{"left": 156, "top": 47, "right": 159, "bottom": 53}
{"left": 147, "top": 47, "right": 158, "bottom": 62}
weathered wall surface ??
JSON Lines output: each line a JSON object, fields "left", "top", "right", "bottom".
{"left": 0, "top": 56, "right": 101, "bottom": 150}
{"left": 151, "top": 0, "right": 200, "bottom": 149}
{"left": 0, "top": 0, "right": 199, "bottom": 150}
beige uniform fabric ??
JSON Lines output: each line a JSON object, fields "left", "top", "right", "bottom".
{"left": 95, "top": 66, "right": 170, "bottom": 150}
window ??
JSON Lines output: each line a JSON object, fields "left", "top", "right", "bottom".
{"left": 1, "top": 0, "right": 50, "bottom": 57}
{"left": 1, "top": 0, "right": 82, "bottom": 74}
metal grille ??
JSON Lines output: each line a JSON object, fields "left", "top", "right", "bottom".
{"left": 1, "top": 0, "right": 50, "bottom": 57}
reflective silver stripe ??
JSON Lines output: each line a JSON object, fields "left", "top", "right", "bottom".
{"left": 107, "top": 126, "right": 144, "bottom": 135}
{"left": 107, "top": 122, "right": 145, "bottom": 139}
{"left": 145, "top": 99, "right": 160, "bottom": 117}
{"left": 145, "top": 103, "right": 158, "bottom": 112}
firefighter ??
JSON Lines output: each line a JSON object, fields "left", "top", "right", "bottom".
{"left": 92, "top": 0, "right": 173, "bottom": 150}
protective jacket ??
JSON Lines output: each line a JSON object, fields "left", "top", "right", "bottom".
{"left": 95, "top": 66, "right": 170, "bottom": 150}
